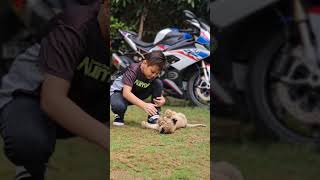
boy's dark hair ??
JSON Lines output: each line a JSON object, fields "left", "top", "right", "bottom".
{"left": 144, "top": 50, "right": 167, "bottom": 71}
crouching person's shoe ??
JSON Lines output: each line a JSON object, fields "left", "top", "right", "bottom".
{"left": 113, "top": 114, "right": 124, "bottom": 126}
{"left": 16, "top": 166, "right": 32, "bottom": 180}
{"left": 147, "top": 114, "right": 160, "bottom": 124}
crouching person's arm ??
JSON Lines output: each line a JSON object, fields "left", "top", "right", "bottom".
{"left": 40, "top": 74, "right": 108, "bottom": 151}
{"left": 122, "top": 84, "right": 158, "bottom": 116}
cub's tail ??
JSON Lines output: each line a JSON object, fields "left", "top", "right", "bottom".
{"left": 186, "top": 124, "right": 207, "bottom": 128}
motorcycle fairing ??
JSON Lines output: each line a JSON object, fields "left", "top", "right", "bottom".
{"left": 196, "top": 31, "right": 210, "bottom": 46}
{"left": 164, "top": 48, "right": 210, "bottom": 71}
{"left": 153, "top": 28, "right": 191, "bottom": 46}
{"left": 153, "top": 28, "right": 173, "bottom": 44}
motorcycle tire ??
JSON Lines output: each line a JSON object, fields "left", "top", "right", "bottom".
{"left": 187, "top": 72, "right": 210, "bottom": 108}
{"left": 248, "top": 32, "right": 320, "bottom": 144}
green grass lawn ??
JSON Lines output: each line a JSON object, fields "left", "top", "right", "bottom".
{"left": 0, "top": 138, "right": 107, "bottom": 180}
{"left": 215, "top": 116, "right": 320, "bottom": 180}
{"left": 110, "top": 105, "right": 211, "bottom": 179}
{"left": 215, "top": 142, "right": 320, "bottom": 180}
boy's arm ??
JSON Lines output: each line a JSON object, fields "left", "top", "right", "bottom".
{"left": 122, "top": 85, "right": 157, "bottom": 115}
{"left": 41, "top": 74, "right": 108, "bottom": 151}
{"left": 122, "top": 85, "right": 145, "bottom": 108}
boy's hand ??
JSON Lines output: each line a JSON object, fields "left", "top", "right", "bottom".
{"left": 143, "top": 103, "right": 158, "bottom": 116}
{"left": 153, "top": 96, "right": 166, "bottom": 107}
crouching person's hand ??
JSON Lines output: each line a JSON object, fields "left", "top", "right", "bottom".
{"left": 153, "top": 95, "right": 165, "bottom": 107}
{"left": 143, "top": 103, "right": 158, "bottom": 116}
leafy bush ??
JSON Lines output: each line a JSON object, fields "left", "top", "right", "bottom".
{"left": 110, "top": 0, "right": 209, "bottom": 41}
{"left": 110, "top": 16, "right": 134, "bottom": 38}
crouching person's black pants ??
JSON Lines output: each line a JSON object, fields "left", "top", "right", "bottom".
{"left": 110, "top": 78, "right": 163, "bottom": 120}
{"left": 0, "top": 94, "right": 75, "bottom": 180}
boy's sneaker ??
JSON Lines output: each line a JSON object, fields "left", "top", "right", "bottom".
{"left": 113, "top": 114, "right": 124, "bottom": 126}
{"left": 15, "top": 166, "right": 32, "bottom": 180}
{"left": 147, "top": 114, "right": 160, "bottom": 124}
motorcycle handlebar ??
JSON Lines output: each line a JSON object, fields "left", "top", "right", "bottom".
{"left": 179, "top": 28, "right": 198, "bottom": 35}
{"left": 179, "top": 28, "right": 193, "bottom": 32}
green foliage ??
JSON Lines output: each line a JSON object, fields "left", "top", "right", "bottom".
{"left": 110, "top": 16, "right": 136, "bottom": 53}
{"left": 111, "top": 0, "right": 205, "bottom": 10}
{"left": 111, "top": 0, "right": 209, "bottom": 40}
{"left": 110, "top": 16, "right": 134, "bottom": 38}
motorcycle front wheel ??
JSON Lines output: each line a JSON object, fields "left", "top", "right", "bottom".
{"left": 187, "top": 72, "right": 210, "bottom": 108}
{"left": 248, "top": 32, "right": 320, "bottom": 144}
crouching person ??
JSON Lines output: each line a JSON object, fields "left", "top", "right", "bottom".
{"left": 110, "top": 51, "right": 167, "bottom": 126}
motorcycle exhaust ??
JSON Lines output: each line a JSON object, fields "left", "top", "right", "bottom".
{"left": 163, "top": 79, "right": 184, "bottom": 96}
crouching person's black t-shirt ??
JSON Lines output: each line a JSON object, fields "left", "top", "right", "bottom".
{"left": 39, "top": 2, "right": 109, "bottom": 122}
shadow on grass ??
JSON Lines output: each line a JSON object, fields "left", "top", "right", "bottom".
{"left": 124, "top": 120, "right": 142, "bottom": 127}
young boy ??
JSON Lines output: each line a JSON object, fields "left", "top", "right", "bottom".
{"left": 0, "top": 1, "right": 109, "bottom": 179}
{"left": 110, "top": 51, "right": 167, "bottom": 126}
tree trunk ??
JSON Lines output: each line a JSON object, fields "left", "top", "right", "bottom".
{"left": 138, "top": 7, "right": 148, "bottom": 40}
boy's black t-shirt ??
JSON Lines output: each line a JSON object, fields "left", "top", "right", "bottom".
{"left": 39, "top": 2, "right": 109, "bottom": 122}
{"left": 110, "top": 62, "right": 158, "bottom": 97}
{"left": 122, "top": 62, "right": 153, "bottom": 95}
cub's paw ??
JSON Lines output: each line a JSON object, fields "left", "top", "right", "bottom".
{"left": 141, "top": 121, "right": 148, "bottom": 128}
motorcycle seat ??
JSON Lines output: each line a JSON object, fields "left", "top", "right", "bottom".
{"left": 131, "top": 36, "right": 154, "bottom": 47}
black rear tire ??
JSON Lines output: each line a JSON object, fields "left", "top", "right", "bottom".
{"left": 187, "top": 72, "right": 210, "bottom": 108}
{"left": 248, "top": 32, "right": 320, "bottom": 144}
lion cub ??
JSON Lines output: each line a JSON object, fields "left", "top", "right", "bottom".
{"left": 141, "top": 109, "right": 206, "bottom": 134}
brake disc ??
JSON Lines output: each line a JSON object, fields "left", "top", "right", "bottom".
{"left": 274, "top": 46, "right": 320, "bottom": 124}
{"left": 276, "top": 83, "right": 320, "bottom": 124}
{"left": 195, "top": 76, "right": 210, "bottom": 102}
